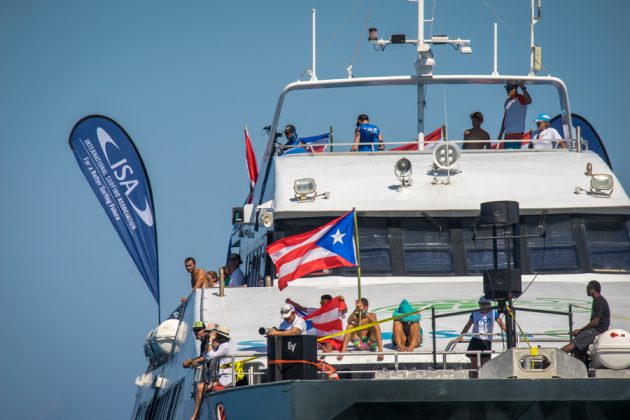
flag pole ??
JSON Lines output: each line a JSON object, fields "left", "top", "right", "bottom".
{"left": 352, "top": 208, "right": 362, "bottom": 299}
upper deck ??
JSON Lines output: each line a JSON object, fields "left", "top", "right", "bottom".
{"left": 269, "top": 148, "right": 629, "bottom": 217}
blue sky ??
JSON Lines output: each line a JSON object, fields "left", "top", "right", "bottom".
{"left": 0, "top": 1, "right": 628, "bottom": 418}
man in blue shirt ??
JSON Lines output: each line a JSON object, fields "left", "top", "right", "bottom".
{"left": 352, "top": 114, "right": 384, "bottom": 152}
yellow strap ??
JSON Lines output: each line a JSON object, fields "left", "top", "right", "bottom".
{"left": 317, "top": 307, "right": 429, "bottom": 342}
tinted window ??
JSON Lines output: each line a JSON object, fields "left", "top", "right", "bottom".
{"left": 402, "top": 218, "right": 453, "bottom": 274}
{"left": 585, "top": 215, "right": 630, "bottom": 272}
{"left": 463, "top": 220, "right": 512, "bottom": 273}
{"left": 523, "top": 215, "right": 578, "bottom": 272}
{"left": 353, "top": 218, "right": 391, "bottom": 273}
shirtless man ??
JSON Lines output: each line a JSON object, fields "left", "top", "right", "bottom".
{"left": 337, "top": 298, "right": 384, "bottom": 361}
{"left": 463, "top": 111, "right": 491, "bottom": 150}
{"left": 185, "top": 257, "right": 209, "bottom": 289}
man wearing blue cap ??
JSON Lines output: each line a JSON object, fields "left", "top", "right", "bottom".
{"left": 498, "top": 82, "right": 532, "bottom": 149}
{"left": 457, "top": 296, "right": 506, "bottom": 369}
{"left": 392, "top": 299, "right": 422, "bottom": 352}
{"left": 531, "top": 113, "right": 564, "bottom": 149}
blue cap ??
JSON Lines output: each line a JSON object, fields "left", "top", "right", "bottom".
{"left": 534, "top": 113, "right": 551, "bottom": 123}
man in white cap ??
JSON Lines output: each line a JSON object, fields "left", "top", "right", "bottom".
{"left": 267, "top": 304, "right": 307, "bottom": 336}
{"left": 531, "top": 113, "right": 564, "bottom": 149}
{"left": 457, "top": 296, "right": 506, "bottom": 369}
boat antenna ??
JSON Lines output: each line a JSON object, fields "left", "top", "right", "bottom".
{"left": 529, "top": 0, "right": 542, "bottom": 75}
{"left": 308, "top": 9, "right": 318, "bottom": 81}
{"left": 347, "top": 9, "right": 372, "bottom": 78}
{"left": 367, "top": 0, "right": 471, "bottom": 136}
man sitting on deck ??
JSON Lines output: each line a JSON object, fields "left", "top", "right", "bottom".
{"left": 561, "top": 280, "right": 610, "bottom": 363}
{"left": 337, "top": 298, "right": 384, "bottom": 361}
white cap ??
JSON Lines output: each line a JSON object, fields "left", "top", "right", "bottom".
{"left": 280, "top": 304, "right": 294, "bottom": 319}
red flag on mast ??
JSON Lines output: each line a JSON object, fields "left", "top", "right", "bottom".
{"left": 244, "top": 125, "right": 259, "bottom": 189}
{"left": 391, "top": 127, "right": 442, "bottom": 151}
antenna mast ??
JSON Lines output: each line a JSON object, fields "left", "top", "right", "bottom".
{"left": 529, "top": 0, "right": 542, "bottom": 75}
{"left": 309, "top": 9, "right": 318, "bottom": 81}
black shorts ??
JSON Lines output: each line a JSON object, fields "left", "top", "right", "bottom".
{"left": 467, "top": 337, "right": 492, "bottom": 358}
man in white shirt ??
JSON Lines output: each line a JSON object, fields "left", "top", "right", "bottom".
{"left": 267, "top": 304, "right": 307, "bottom": 336}
{"left": 531, "top": 113, "right": 565, "bottom": 149}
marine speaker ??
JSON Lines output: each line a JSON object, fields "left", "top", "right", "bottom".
{"left": 266, "top": 335, "right": 317, "bottom": 382}
{"left": 479, "top": 201, "right": 519, "bottom": 226}
{"left": 483, "top": 269, "right": 522, "bottom": 300}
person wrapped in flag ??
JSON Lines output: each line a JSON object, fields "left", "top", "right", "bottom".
{"left": 266, "top": 210, "right": 358, "bottom": 291}
{"left": 286, "top": 295, "right": 348, "bottom": 352}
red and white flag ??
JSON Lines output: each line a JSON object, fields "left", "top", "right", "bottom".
{"left": 244, "top": 125, "right": 259, "bottom": 190}
{"left": 391, "top": 127, "right": 442, "bottom": 151}
{"left": 267, "top": 210, "right": 357, "bottom": 290}
{"left": 304, "top": 296, "right": 348, "bottom": 349}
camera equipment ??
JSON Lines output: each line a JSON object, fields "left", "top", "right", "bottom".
{"left": 259, "top": 327, "right": 272, "bottom": 336}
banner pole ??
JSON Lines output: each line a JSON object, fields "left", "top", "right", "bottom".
{"left": 353, "top": 208, "right": 362, "bottom": 299}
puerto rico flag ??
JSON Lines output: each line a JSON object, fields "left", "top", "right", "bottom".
{"left": 267, "top": 210, "right": 357, "bottom": 290}
{"left": 304, "top": 296, "right": 348, "bottom": 350}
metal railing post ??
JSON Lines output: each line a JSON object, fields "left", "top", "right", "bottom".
{"left": 219, "top": 267, "right": 226, "bottom": 297}
{"left": 569, "top": 304, "right": 573, "bottom": 340}
{"left": 231, "top": 354, "right": 235, "bottom": 385}
{"left": 431, "top": 306, "right": 437, "bottom": 369}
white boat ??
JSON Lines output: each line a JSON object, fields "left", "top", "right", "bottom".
{"left": 131, "top": 2, "right": 630, "bottom": 419}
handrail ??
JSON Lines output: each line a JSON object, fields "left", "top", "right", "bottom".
{"left": 276, "top": 139, "right": 576, "bottom": 155}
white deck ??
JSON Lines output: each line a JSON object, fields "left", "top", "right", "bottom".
{"left": 270, "top": 149, "right": 629, "bottom": 216}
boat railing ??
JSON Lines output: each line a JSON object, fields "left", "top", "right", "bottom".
{"left": 276, "top": 138, "right": 578, "bottom": 155}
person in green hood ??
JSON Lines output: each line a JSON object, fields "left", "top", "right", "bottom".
{"left": 392, "top": 299, "right": 422, "bottom": 352}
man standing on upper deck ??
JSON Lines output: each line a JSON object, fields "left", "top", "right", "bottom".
{"left": 185, "top": 257, "right": 208, "bottom": 289}
{"left": 463, "top": 111, "right": 491, "bottom": 150}
{"left": 561, "top": 280, "right": 610, "bottom": 362}
{"left": 498, "top": 82, "right": 532, "bottom": 149}
{"left": 352, "top": 114, "right": 384, "bottom": 152}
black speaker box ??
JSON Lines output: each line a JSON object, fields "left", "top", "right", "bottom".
{"left": 266, "top": 335, "right": 317, "bottom": 382}
{"left": 479, "top": 201, "right": 519, "bottom": 226}
{"left": 483, "top": 269, "right": 522, "bottom": 300}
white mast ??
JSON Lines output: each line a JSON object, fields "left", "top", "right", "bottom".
{"left": 310, "top": 8, "right": 318, "bottom": 81}
{"left": 529, "top": 0, "right": 542, "bottom": 75}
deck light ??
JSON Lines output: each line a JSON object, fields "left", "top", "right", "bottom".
{"left": 259, "top": 210, "right": 274, "bottom": 228}
{"left": 394, "top": 158, "right": 413, "bottom": 187}
{"left": 294, "top": 178, "right": 317, "bottom": 201}
{"left": 432, "top": 142, "right": 461, "bottom": 169}
{"left": 590, "top": 174, "right": 613, "bottom": 195}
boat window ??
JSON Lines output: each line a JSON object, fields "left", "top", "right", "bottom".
{"left": 347, "top": 218, "right": 391, "bottom": 274}
{"left": 401, "top": 218, "right": 453, "bottom": 274}
{"left": 463, "top": 220, "right": 512, "bottom": 273}
{"left": 523, "top": 215, "right": 579, "bottom": 273}
{"left": 585, "top": 215, "right": 630, "bottom": 273}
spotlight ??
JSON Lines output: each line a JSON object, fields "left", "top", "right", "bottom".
{"left": 394, "top": 158, "right": 412, "bottom": 187}
{"left": 258, "top": 210, "right": 274, "bottom": 228}
{"left": 590, "top": 174, "right": 613, "bottom": 196}
{"left": 294, "top": 178, "right": 317, "bottom": 201}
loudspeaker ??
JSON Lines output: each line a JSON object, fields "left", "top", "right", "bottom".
{"left": 479, "top": 201, "right": 519, "bottom": 226}
{"left": 483, "top": 269, "right": 522, "bottom": 300}
{"left": 266, "top": 335, "right": 317, "bottom": 382}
